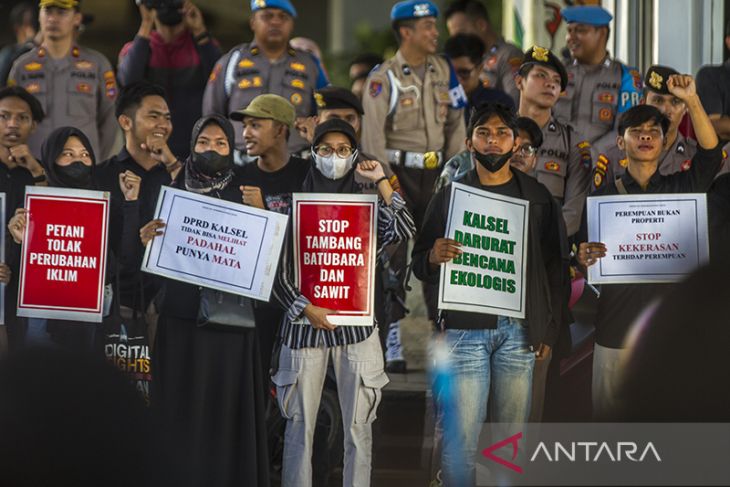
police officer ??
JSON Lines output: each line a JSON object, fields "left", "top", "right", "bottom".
{"left": 516, "top": 46, "right": 591, "bottom": 236}
{"left": 444, "top": 0, "right": 523, "bottom": 105}
{"left": 202, "top": 0, "right": 328, "bottom": 161}
{"left": 554, "top": 5, "right": 642, "bottom": 150}
{"left": 593, "top": 65, "right": 699, "bottom": 190}
{"left": 361, "top": 0, "right": 466, "bottom": 371}
{"left": 8, "top": 0, "right": 118, "bottom": 161}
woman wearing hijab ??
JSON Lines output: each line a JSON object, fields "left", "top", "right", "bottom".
{"left": 8, "top": 127, "right": 120, "bottom": 349}
{"left": 271, "top": 119, "right": 416, "bottom": 487}
{"left": 139, "top": 114, "right": 270, "bottom": 487}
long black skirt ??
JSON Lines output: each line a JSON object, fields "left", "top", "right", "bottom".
{"left": 152, "top": 315, "right": 270, "bottom": 487}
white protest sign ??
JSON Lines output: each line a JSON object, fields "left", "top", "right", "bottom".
{"left": 587, "top": 193, "right": 709, "bottom": 284}
{"left": 439, "top": 182, "right": 529, "bottom": 319}
{"left": 142, "top": 186, "right": 288, "bottom": 301}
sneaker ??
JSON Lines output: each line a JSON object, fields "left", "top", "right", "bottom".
{"left": 385, "top": 321, "right": 407, "bottom": 373}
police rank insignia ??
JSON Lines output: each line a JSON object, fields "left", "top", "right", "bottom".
{"left": 532, "top": 46, "right": 549, "bottom": 62}
{"left": 369, "top": 81, "right": 382, "bottom": 98}
{"left": 24, "top": 82, "right": 40, "bottom": 94}
{"left": 74, "top": 60, "right": 94, "bottom": 70}
{"left": 544, "top": 161, "right": 560, "bottom": 172}
{"left": 648, "top": 71, "right": 663, "bottom": 91}
{"left": 238, "top": 58, "right": 255, "bottom": 69}
{"left": 413, "top": 3, "right": 432, "bottom": 17}
{"left": 76, "top": 83, "right": 92, "bottom": 94}
{"left": 290, "top": 93, "right": 303, "bottom": 105}
{"left": 24, "top": 62, "right": 42, "bottom": 72}
{"left": 291, "top": 79, "right": 305, "bottom": 89}
{"left": 290, "top": 62, "right": 306, "bottom": 72}
{"left": 314, "top": 93, "right": 325, "bottom": 108}
{"left": 619, "top": 158, "right": 628, "bottom": 168}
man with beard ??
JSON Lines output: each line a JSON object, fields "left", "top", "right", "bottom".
{"left": 8, "top": 0, "right": 118, "bottom": 160}
{"left": 203, "top": 0, "right": 328, "bottom": 161}
{"left": 118, "top": 0, "right": 221, "bottom": 159}
{"left": 412, "top": 103, "right": 565, "bottom": 485}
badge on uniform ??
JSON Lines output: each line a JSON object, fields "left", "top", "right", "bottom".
{"left": 400, "top": 97, "right": 414, "bottom": 108}
{"left": 681, "top": 159, "right": 692, "bottom": 172}
{"left": 619, "top": 158, "right": 628, "bottom": 168}
{"left": 598, "top": 107, "right": 612, "bottom": 121}
{"left": 24, "top": 82, "right": 40, "bottom": 94}
{"left": 253, "top": 76, "right": 263, "bottom": 87}
{"left": 369, "top": 81, "right": 382, "bottom": 98}
{"left": 238, "top": 78, "right": 252, "bottom": 89}
{"left": 290, "top": 62, "right": 306, "bottom": 72}
{"left": 76, "top": 82, "right": 92, "bottom": 94}
{"left": 593, "top": 172, "right": 604, "bottom": 188}
{"left": 544, "top": 161, "right": 560, "bottom": 172}
{"left": 290, "top": 93, "right": 303, "bottom": 105}
{"left": 74, "top": 60, "right": 94, "bottom": 70}
{"left": 24, "top": 62, "right": 42, "bottom": 72}
{"left": 597, "top": 92, "right": 614, "bottom": 103}
{"left": 291, "top": 79, "right": 305, "bottom": 89}
{"left": 208, "top": 64, "right": 221, "bottom": 84}
{"left": 238, "top": 58, "right": 255, "bottom": 69}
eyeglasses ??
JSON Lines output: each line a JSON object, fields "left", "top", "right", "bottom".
{"left": 314, "top": 144, "right": 355, "bottom": 158}
{"left": 516, "top": 144, "right": 537, "bottom": 156}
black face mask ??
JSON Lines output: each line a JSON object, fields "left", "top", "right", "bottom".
{"left": 55, "top": 161, "right": 92, "bottom": 188}
{"left": 192, "top": 150, "right": 233, "bottom": 177}
{"left": 473, "top": 150, "right": 513, "bottom": 173}
{"left": 156, "top": 5, "right": 183, "bottom": 26}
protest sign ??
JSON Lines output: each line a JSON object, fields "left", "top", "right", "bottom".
{"left": 0, "top": 193, "right": 5, "bottom": 324}
{"left": 587, "top": 193, "right": 709, "bottom": 284}
{"left": 142, "top": 186, "right": 288, "bottom": 301}
{"left": 17, "top": 186, "right": 109, "bottom": 322}
{"left": 293, "top": 193, "right": 377, "bottom": 326}
{"left": 438, "top": 182, "right": 529, "bottom": 319}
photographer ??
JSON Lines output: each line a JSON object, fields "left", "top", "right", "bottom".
{"left": 118, "top": 0, "right": 221, "bottom": 158}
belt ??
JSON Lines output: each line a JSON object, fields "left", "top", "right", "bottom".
{"left": 386, "top": 149, "right": 443, "bottom": 170}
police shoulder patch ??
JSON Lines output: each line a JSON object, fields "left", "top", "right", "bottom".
{"left": 593, "top": 172, "right": 604, "bottom": 188}
{"left": 544, "top": 161, "right": 560, "bottom": 172}
{"left": 238, "top": 58, "right": 255, "bottom": 69}
{"left": 24, "top": 62, "right": 42, "bottom": 72}
{"left": 290, "top": 93, "right": 303, "bottom": 105}
{"left": 369, "top": 80, "right": 382, "bottom": 98}
{"left": 681, "top": 159, "right": 692, "bottom": 172}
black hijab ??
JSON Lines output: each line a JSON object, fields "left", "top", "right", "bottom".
{"left": 183, "top": 114, "right": 235, "bottom": 194}
{"left": 302, "top": 119, "right": 359, "bottom": 194}
{"left": 40, "top": 126, "right": 96, "bottom": 189}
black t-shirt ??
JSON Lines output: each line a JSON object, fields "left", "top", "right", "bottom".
{"left": 697, "top": 61, "right": 730, "bottom": 117}
{"left": 579, "top": 144, "right": 723, "bottom": 348}
{"left": 236, "top": 156, "right": 311, "bottom": 215}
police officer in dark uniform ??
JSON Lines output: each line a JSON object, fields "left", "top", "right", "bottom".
{"left": 593, "top": 65, "right": 700, "bottom": 190}
{"left": 202, "top": 0, "right": 328, "bottom": 162}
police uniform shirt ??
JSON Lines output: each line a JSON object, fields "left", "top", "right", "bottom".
{"left": 8, "top": 45, "right": 119, "bottom": 161}
{"left": 531, "top": 117, "right": 592, "bottom": 236}
{"left": 554, "top": 55, "right": 642, "bottom": 148}
{"left": 481, "top": 38, "right": 523, "bottom": 105}
{"left": 592, "top": 133, "right": 698, "bottom": 191}
{"left": 202, "top": 41, "right": 329, "bottom": 155}
{"left": 361, "top": 49, "right": 466, "bottom": 167}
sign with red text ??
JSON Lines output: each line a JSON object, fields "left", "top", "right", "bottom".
{"left": 142, "top": 186, "right": 288, "bottom": 301}
{"left": 293, "top": 193, "right": 378, "bottom": 326}
{"left": 587, "top": 193, "right": 709, "bottom": 284}
{"left": 17, "top": 187, "right": 109, "bottom": 322}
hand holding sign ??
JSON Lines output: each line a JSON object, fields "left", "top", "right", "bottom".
{"left": 0, "top": 263, "right": 11, "bottom": 285}
{"left": 140, "top": 219, "right": 165, "bottom": 246}
{"left": 303, "top": 303, "right": 337, "bottom": 331}
{"left": 577, "top": 241, "right": 607, "bottom": 268}
{"left": 119, "top": 170, "right": 142, "bottom": 202}
{"left": 429, "top": 238, "right": 462, "bottom": 266}
{"left": 8, "top": 208, "right": 27, "bottom": 244}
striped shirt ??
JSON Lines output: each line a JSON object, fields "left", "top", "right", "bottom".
{"left": 273, "top": 191, "right": 415, "bottom": 349}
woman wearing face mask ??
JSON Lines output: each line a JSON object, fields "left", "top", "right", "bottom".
{"left": 271, "top": 119, "right": 415, "bottom": 487}
{"left": 8, "top": 127, "right": 140, "bottom": 351}
{"left": 138, "top": 115, "right": 270, "bottom": 487}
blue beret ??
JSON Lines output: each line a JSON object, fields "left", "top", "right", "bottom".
{"left": 390, "top": 0, "right": 439, "bottom": 21}
{"left": 250, "top": 0, "right": 297, "bottom": 18}
{"left": 561, "top": 6, "right": 612, "bottom": 26}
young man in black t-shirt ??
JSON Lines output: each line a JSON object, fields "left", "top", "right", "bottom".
{"left": 577, "top": 74, "right": 722, "bottom": 419}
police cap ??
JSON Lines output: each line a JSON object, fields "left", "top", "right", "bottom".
{"left": 520, "top": 46, "right": 568, "bottom": 91}
{"left": 644, "top": 65, "right": 679, "bottom": 95}
{"left": 561, "top": 5, "right": 612, "bottom": 26}
{"left": 315, "top": 87, "right": 364, "bottom": 115}
{"left": 250, "top": 0, "right": 296, "bottom": 18}
{"left": 390, "top": 0, "right": 439, "bottom": 21}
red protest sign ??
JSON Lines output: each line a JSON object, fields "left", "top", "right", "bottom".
{"left": 293, "top": 194, "right": 378, "bottom": 326}
{"left": 17, "top": 187, "right": 110, "bottom": 323}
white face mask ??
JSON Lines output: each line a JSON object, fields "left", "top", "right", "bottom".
{"left": 312, "top": 150, "right": 358, "bottom": 180}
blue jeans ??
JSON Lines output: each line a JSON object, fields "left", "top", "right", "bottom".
{"left": 438, "top": 316, "right": 535, "bottom": 486}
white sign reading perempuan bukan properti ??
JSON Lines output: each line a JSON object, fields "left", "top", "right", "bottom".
{"left": 587, "top": 193, "right": 709, "bottom": 284}
{"left": 438, "top": 182, "right": 529, "bottom": 319}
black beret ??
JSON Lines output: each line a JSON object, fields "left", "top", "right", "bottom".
{"left": 644, "top": 65, "right": 679, "bottom": 95}
{"left": 519, "top": 46, "right": 568, "bottom": 91}
{"left": 314, "top": 87, "right": 364, "bottom": 115}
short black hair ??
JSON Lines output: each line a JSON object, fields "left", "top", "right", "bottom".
{"left": 9, "top": 2, "right": 38, "bottom": 31}
{"left": 115, "top": 81, "right": 167, "bottom": 119}
{"left": 444, "top": 33, "right": 486, "bottom": 65}
{"left": 444, "top": 0, "right": 490, "bottom": 23}
{"left": 349, "top": 53, "right": 383, "bottom": 69}
{"left": 467, "top": 103, "right": 518, "bottom": 138}
{"left": 392, "top": 18, "right": 418, "bottom": 44}
{"left": 617, "top": 105, "right": 669, "bottom": 137}
{"left": 515, "top": 116, "right": 543, "bottom": 148}
{"left": 0, "top": 86, "right": 44, "bottom": 122}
